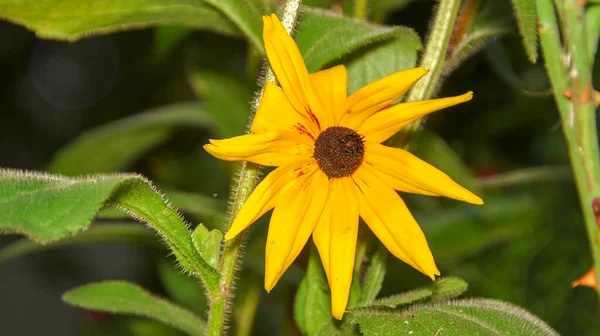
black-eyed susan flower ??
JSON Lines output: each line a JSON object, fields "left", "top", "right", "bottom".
{"left": 205, "top": 14, "right": 483, "bottom": 319}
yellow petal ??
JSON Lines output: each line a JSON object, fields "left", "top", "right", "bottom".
{"left": 251, "top": 82, "right": 318, "bottom": 137}
{"left": 313, "top": 177, "right": 359, "bottom": 320}
{"left": 358, "top": 92, "right": 473, "bottom": 143}
{"left": 365, "top": 143, "right": 483, "bottom": 204}
{"left": 225, "top": 160, "right": 318, "bottom": 240}
{"left": 339, "top": 67, "right": 427, "bottom": 128}
{"left": 312, "top": 203, "right": 331, "bottom": 283}
{"left": 310, "top": 65, "right": 348, "bottom": 124}
{"left": 263, "top": 14, "right": 329, "bottom": 129}
{"left": 264, "top": 168, "right": 329, "bottom": 292}
{"left": 204, "top": 130, "right": 313, "bottom": 167}
{"left": 353, "top": 165, "right": 440, "bottom": 279}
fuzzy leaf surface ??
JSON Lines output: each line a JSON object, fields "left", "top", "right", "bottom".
{"left": 296, "top": 8, "right": 421, "bottom": 74}
{"left": 345, "top": 37, "right": 420, "bottom": 94}
{"left": 511, "top": 0, "right": 538, "bottom": 62}
{"left": 63, "top": 281, "right": 205, "bottom": 336}
{"left": 0, "top": 0, "right": 240, "bottom": 41}
{"left": 352, "top": 299, "right": 559, "bottom": 335}
{"left": 0, "top": 169, "right": 218, "bottom": 287}
{"left": 357, "top": 277, "right": 468, "bottom": 308}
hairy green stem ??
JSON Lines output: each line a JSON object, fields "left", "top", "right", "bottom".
{"left": 538, "top": 0, "right": 600, "bottom": 297}
{"left": 205, "top": 2, "right": 302, "bottom": 335}
{"left": 394, "top": 0, "right": 463, "bottom": 147}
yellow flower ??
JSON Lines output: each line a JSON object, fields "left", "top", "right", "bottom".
{"left": 205, "top": 14, "right": 483, "bottom": 319}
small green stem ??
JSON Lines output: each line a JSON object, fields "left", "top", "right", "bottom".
{"left": 354, "top": 0, "right": 369, "bottom": 20}
{"left": 205, "top": 2, "right": 302, "bottom": 335}
{"left": 393, "top": 0, "right": 463, "bottom": 147}
{"left": 205, "top": 162, "right": 259, "bottom": 336}
{"left": 538, "top": 0, "right": 600, "bottom": 298}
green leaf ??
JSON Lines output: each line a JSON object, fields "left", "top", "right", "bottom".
{"left": 359, "top": 245, "right": 387, "bottom": 305}
{"left": 157, "top": 259, "right": 208, "bottom": 315}
{"left": 586, "top": 5, "right": 600, "bottom": 61}
{"left": 357, "top": 277, "right": 467, "bottom": 309}
{"left": 363, "top": 288, "right": 432, "bottom": 309}
{"left": 191, "top": 225, "right": 222, "bottom": 269}
{"left": 202, "top": 0, "right": 267, "bottom": 53}
{"left": 295, "top": 8, "right": 421, "bottom": 74}
{"left": 352, "top": 298, "right": 559, "bottom": 335}
{"left": 0, "top": 0, "right": 240, "bottom": 42}
{"left": 511, "top": 0, "right": 538, "bottom": 62}
{"left": 344, "top": 36, "right": 421, "bottom": 95}
{"left": 0, "top": 223, "right": 160, "bottom": 264}
{"left": 295, "top": 244, "right": 337, "bottom": 336}
{"left": 186, "top": 67, "right": 253, "bottom": 138}
{"left": 50, "top": 102, "right": 212, "bottom": 176}
{"left": 63, "top": 281, "right": 205, "bottom": 336}
{"left": 412, "top": 131, "right": 481, "bottom": 195}
{"left": 0, "top": 169, "right": 218, "bottom": 289}
{"left": 431, "top": 277, "right": 469, "bottom": 301}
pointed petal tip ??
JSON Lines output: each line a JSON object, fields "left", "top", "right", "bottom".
{"left": 463, "top": 191, "right": 484, "bottom": 205}
{"left": 264, "top": 275, "right": 277, "bottom": 293}
{"left": 331, "top": 297, "right": 347, "bottom": 320}
{"left": 415, "top": 66, "right": 428, "bottom": 75}
{"left": 264, "top": 260, "right": 285, "bottom": 294}
{"left": 203, "top": 143, "right": 215, "bottom": 155}
{"left": 203, "top": 142, "right": 224, "bottom": 158}
{"left": 331, "top": 306, "right": 345, "bottom": 320}
{"left": 427, "top": 268, "right": 441, "bottom": 281}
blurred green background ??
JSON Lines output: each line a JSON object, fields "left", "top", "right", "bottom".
{"left": 1, "top": 0, "right": 599, "bottom": 335}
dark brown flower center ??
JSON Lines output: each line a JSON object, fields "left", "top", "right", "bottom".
{"left": 313, "top": 126, "right": 365, "bottom": 178}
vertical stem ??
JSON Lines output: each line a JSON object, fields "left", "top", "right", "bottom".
{"left": 407, "top": 0, "right": 463, "bottom": 101}
{"left": 393, "top": 0, "right": 463, "bottom": 147}
{"left": 205, "top": 2, "right": 302, "bottom": 335}
{"left": 538, "top": 0, "right": 600, "bottom": 298}
{"left": 354, "top": 0, "right": 369, "bottom": 21}
{"left": 562, "top": 0, "right": 600, "bottom": 293}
